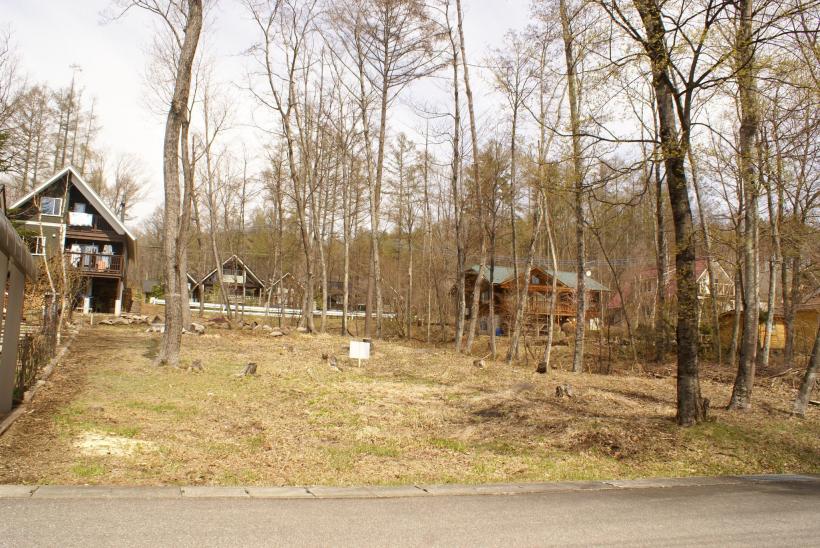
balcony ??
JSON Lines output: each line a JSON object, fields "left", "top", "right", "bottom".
{"left": 65, "top": 252, "right": 123, "bottom": 277}
{"left": 66, "top": 212, "right": 120, "bottom": 240}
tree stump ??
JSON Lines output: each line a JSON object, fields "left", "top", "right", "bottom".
{"left": 189, "top": 359, "right": 204, "bottom": 372}
{"left": 536, "top": 361, "right": 549, "bottom": 374}
{"left": 328, "top": 355, "right": 341, "bottom": 371}
{"left": 237, "top": 362, "right": 258, "bottom": 377}
{"left": 555, "top": 383, "right": 574, "bottom": 398}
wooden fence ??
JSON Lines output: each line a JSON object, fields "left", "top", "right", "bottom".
{"left": 0, "top": 205, "right": 38, "bottom": 414}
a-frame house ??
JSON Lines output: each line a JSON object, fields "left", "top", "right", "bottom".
{"left": 10, "top": 166, "right": 137, "bottom": 314}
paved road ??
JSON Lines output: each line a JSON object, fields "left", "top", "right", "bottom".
{"left": 0, "top": 476, "right": 818, "bottom": 547}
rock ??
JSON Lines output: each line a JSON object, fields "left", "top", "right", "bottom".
{"left": 328, "top": 355, "right": 341, "bottom": 372}
{"left": 473, "top": 359, "right": 485, "bottom": 369}
{"left": 189, "top": 359, "right": 204, "bottom": 372}
{"left": 296, "top": 327, "right": 309, "bottom": 333}
{"left": 236, "top": 362, "right": 258, "bottom": 377}
{"left": 261, "top": 325, "right": 273, "bottom": 332}
{"left": 269, "top": 330, "right": 284, "bottom": 337}
{"left": 146, "top": 324, "right": 165, "bottom": 334}
{"left": 189, "top": 322, "right": 206, "bottom": 335}
{"left": 555, "top": 383, "right": 574, "bottom": 398}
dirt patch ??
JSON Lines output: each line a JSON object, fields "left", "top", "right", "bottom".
{"left": 75, "top": 432, "right": 156, "bottom": 457}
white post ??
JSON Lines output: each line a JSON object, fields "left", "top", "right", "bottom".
{"left": 114, "top": 279, "right": 124, "bottom": 317}
{"left": 0, "top": 265, "right": 26, "bottom": 413}
{"left": 83, "top": 297, "right": 90, "bottom": 315}
{"left": 0, "top": 253, "right": 8, "bottom": 336}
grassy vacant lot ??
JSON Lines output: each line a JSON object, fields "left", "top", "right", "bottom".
{"left": 0, "top": 323, "right": 817, "bottom": 486}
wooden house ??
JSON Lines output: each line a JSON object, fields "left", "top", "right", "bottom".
{"left": 10, "top": 167, "right": 136, "bottom": 314}
{"left": 463, "top": 265, "right": 610, "bottom": 335}
{"left": 197, "top": 255, "right": 266, "bottom": 306}
{"left": 719, "top": 292, "right": 820, "bottom": 354}
{"left": 607, "top": 258, "right": 734, "bottom": 327}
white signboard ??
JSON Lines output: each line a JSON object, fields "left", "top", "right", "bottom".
{"left": 349, "top": 341, "right": 371, "bottom": 360}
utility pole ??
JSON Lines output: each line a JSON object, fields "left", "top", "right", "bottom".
{"left": 59, "top": 64, "right": 82, "bottom": 169}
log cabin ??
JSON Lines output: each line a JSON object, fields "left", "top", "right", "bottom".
{"left": 10, "top": 166, "right": 136, "bottom": 314}
{"left": 464, "top": 265, "right": 610, "bottom": 336}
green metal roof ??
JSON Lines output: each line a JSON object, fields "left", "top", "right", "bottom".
{"left": 468, "top": 264, "right": 610, "bottom": 291}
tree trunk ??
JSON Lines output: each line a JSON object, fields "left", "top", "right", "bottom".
{"left": 446, "top": 11, "right": 465, "bottom": 352}
{"left": 729, "top": 0, "right": 760, "bottom": 410}
{"left": 507, "top": 193, "right": 544, "bottom": 363}
{"left": 457, "top": 0, "right": 487, "bottom": 355}
{"left": 757, "top": 138, "right": 780, "bottom": 370}
{"left": 559, "top": 0, "right": 586, "bottom": 374}
{"left": 689, "top": 148, "right": 721, "bottom": 364}
{"left": 793, "top": 318, "right": 820, "bottom": 417}
{"left": 634, "top": 0, "right": 704, "bottom": 425}
{"left": 158, "top": 0, "right": 203, "bottom": 367}
{"left": 784, "top": 256, "right": 800, "bottom": 362}
{"left": 653, "top": 158, "right": 669, "bottom": 361}
{"left": 541, "top": 202, "right": 559, "bottom": 370}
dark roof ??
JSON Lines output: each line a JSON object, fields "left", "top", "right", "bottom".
{"left": 199, "top": 255, "right": 266, "bottom": 288}
{"left": 467, "top": 265, "right": 610, "bottom": 291}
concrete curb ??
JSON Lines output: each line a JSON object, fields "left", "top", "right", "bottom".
{"left": 0, "top": 474, "right": 815, "bottom": 500}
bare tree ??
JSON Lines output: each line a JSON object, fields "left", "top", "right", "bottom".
{"left": 117, "top": 0, "right": 204, "bottom": 366}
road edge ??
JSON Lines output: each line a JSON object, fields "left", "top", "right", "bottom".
{"left": 0, "top": 474, "right": 816, "bottom": 500}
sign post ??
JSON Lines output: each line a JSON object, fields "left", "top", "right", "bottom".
{"left": 349, "top": 340, "right": 371, "bottom": 367}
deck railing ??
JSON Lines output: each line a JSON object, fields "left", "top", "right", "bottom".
{"left": 528, "top": 301, "right": 575, "bottom": 316}
{"left": 65, "top": 252, "right": 123, "bottom": 275}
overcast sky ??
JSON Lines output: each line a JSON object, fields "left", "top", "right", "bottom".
{"left": 4, "top": 0, "right": 530, "bottom": 226}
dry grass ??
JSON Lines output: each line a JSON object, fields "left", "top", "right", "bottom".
{"left": 0, "top": 322, "right": 817, "bottom": 487}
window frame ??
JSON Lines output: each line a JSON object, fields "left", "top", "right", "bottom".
{"left": 40, "top": 196, "right": 63, "bottom": 216}
{"left": 30, "top": 236, "right": 46, "bottom": 256}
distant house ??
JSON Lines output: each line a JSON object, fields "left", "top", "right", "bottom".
{"left": 463, "top": 265, "right": 610, "bottom": 335}
{"left": 719, "top": 291, "right": 820, "bottom": 354}
{"left": 196, "top": 255, "right": 266, "bottom": 306}
{"left": 143, "top": 273, "right": 198, "bottom": 302}
{"left": 608, "top": 258, "right": 734, "bottom": 326}
{"left": 11, "top": 166, "right": 137, "bottom": 314}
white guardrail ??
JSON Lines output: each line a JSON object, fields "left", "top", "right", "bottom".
{"left": 149, "top": 299, "right": 396, "bottom": 319}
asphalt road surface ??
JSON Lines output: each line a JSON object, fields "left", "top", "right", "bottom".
{"left": 0, "top": 476, "right": 818, "bottom": 547}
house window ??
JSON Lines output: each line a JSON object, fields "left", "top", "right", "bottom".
{"left": 481, "top": 290, "right": 489, "bottom": 303}
{"left": 29, "top": 236, "right": 46, "bottom": 256}
{"left": 40, "top": 197, "right": 62, "bottom": 216}
{"left": 532, "top": 275, "right": 542, "bottom": 285}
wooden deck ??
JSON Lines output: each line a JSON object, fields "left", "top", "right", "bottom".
{"left": 66, "top": 252, "right": 123, "bottom": 278}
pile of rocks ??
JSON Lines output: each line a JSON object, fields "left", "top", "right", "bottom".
{"left": 99, "top": 313, "right": 159, "bottom": 326}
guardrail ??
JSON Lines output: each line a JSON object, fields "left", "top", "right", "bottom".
{"left": 150, "top": 299, "right": 397, "bottom": 319}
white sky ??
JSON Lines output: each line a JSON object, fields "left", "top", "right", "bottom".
{"left": 3, "top": 0, "right": 530, "bottom": 228}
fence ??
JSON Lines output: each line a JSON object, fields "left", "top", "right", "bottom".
{"left": 12, "top": 299, "right": 59, "bottom": 405}
{"left": 0, "top": 205, "right": 38, "bottom": 414}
